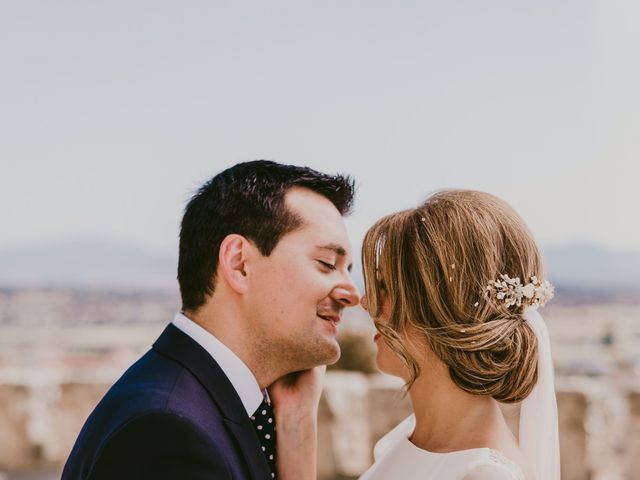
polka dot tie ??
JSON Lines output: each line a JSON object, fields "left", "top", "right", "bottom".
{"left": 250, "top": 399, "right": 277, "bottom": 479}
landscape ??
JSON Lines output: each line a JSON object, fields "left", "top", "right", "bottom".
{"left": 1, "top": 240, "right": 639, "bottom": 480}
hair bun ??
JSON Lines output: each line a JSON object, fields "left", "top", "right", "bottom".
{"left": 443, "top": 316, "right": 539, "bottom": 404}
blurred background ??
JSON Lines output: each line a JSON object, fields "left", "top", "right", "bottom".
{"left": 1, "top": 1, "right": 639, "bottom": 479}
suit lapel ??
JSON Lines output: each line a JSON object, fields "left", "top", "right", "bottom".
{"left": 153, "top": 324, "right": 271, "bottom": 480}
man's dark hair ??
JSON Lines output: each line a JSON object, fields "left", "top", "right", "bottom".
{"left": 178, "top": 160, "right": 355, "bottom": 311}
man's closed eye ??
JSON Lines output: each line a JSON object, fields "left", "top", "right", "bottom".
{"left": 317, "top": 260, "right": 336, "bottom": 271}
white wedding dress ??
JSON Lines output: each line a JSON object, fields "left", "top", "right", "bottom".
{"left": 359, "top": 415, "right": 525, "bottom": 480}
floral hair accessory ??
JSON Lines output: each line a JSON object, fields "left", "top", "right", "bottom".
{"left": 485, "top": 274, "right": 554, "bottom": 308}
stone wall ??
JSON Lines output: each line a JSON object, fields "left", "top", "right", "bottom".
{"left": 318, "top": 374, "right": 631, "bottom": 480}
{"left": 0, "top": 381, "right": 112, "bottom": 472}
{"left": 0, "top": 373, "right": 634, "bottom": 479}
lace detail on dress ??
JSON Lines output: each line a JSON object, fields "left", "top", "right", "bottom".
{"left": 463, "top": 449, "right": 525, "bottom": 480}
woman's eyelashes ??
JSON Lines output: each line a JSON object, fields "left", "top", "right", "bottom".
{"left": 317, "top": 260, "right": 337, "bottom": 271}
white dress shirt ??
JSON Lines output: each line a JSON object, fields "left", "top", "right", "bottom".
{"left": 172, "top": 312, "right": 263, "bottom": 416}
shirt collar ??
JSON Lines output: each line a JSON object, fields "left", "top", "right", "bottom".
{"left": 172, "top": 312, "right": 263, "bottom": 416}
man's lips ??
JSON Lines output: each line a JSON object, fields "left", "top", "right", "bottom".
{"left": 317, "top": 313, "right": 341, "bottom": 325}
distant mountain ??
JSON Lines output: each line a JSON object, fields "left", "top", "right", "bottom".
{"left": 0, "top": 239, "right": 638, "bottom": 292}
{"left": 543, "top": 243, "right": 640, "bottom": 291}
{"left": 0, "top": 238, "right": 176, "bottom": 288}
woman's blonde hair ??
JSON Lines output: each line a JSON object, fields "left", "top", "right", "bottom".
{"left": 362, "top": 190, "right": 545, "bottom": 403}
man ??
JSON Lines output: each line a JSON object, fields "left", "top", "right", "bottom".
{"left": 62, "top": 160, "right": 360, "bottom": 479}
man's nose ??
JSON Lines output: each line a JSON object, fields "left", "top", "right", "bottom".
{"left": 332, "top": 274, "right": 361, "bottom": 307}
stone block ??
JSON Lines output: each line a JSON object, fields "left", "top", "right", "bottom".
{"left": 319, "top": 372, "right": 371, "bottom": 480}
{"left": 48, "top": 383, "right": 111, "bottom": 464}
{"left": 557, "top": 389, "right": 589, "bottom": 480}
{"left": 367, "top": 374, "right": 411, "bottom": 446}
{"left": 626, "top": 389, "right": 640, "bottom": 478}
{"left": 0, "top": 385, "right": 31, "bottom": 469}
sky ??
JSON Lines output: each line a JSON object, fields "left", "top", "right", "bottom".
{"left": 1, "top": 0, "right": 639, "bottom": 256}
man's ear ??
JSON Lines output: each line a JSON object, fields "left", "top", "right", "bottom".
{"left": 218, "top": 234, "right": 252, "bottom": 294}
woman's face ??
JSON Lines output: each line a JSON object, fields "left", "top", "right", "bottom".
{"left": 361, "top": 293, "right": 412, "bottom": 380}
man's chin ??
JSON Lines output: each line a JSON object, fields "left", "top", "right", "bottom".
{"left": 323, "top": 345, "right": 341, "bottom": 366}
{"left": 320, "top": 333, "right": 341, "bottom": 358}
{"left": 307, "top": 338, "right": 341, "bottom": 368}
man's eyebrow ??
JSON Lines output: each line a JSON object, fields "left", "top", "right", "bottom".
{"left": 315, "top": 243, "right": 347, "bottom": 256}
{"left": 315, "top": 244, "right": 353, "bottom": 271}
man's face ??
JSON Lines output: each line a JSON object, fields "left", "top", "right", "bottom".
{"left": 246, "top": 187, "right": 360, "bottom": 371}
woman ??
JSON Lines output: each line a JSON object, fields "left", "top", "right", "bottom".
{"left": 357, "top": 189, "right": 559, "bottom": 480}
{"left": 274, "top": 189, "right": 559, "bottom": 480}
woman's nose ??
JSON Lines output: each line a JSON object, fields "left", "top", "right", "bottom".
{"left": 360, "top": 295, "right": 368, "bottom": 311}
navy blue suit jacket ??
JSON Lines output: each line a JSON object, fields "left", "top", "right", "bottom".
{"left": 62, "top": 324, "right": 272, "bottom": 479}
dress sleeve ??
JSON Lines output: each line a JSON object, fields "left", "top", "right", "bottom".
{"left": 461, "top": 463, "right": 521, "bottom": 480}
{"left": 88, "top": 412, "right": 231, "bottom": 480}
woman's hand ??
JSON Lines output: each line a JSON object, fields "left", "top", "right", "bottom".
{"left": 269, "top": 365, "right": 325, "bottom": 417}
{"left": 268, "top": 366, "right": 326, "bottom": 480}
